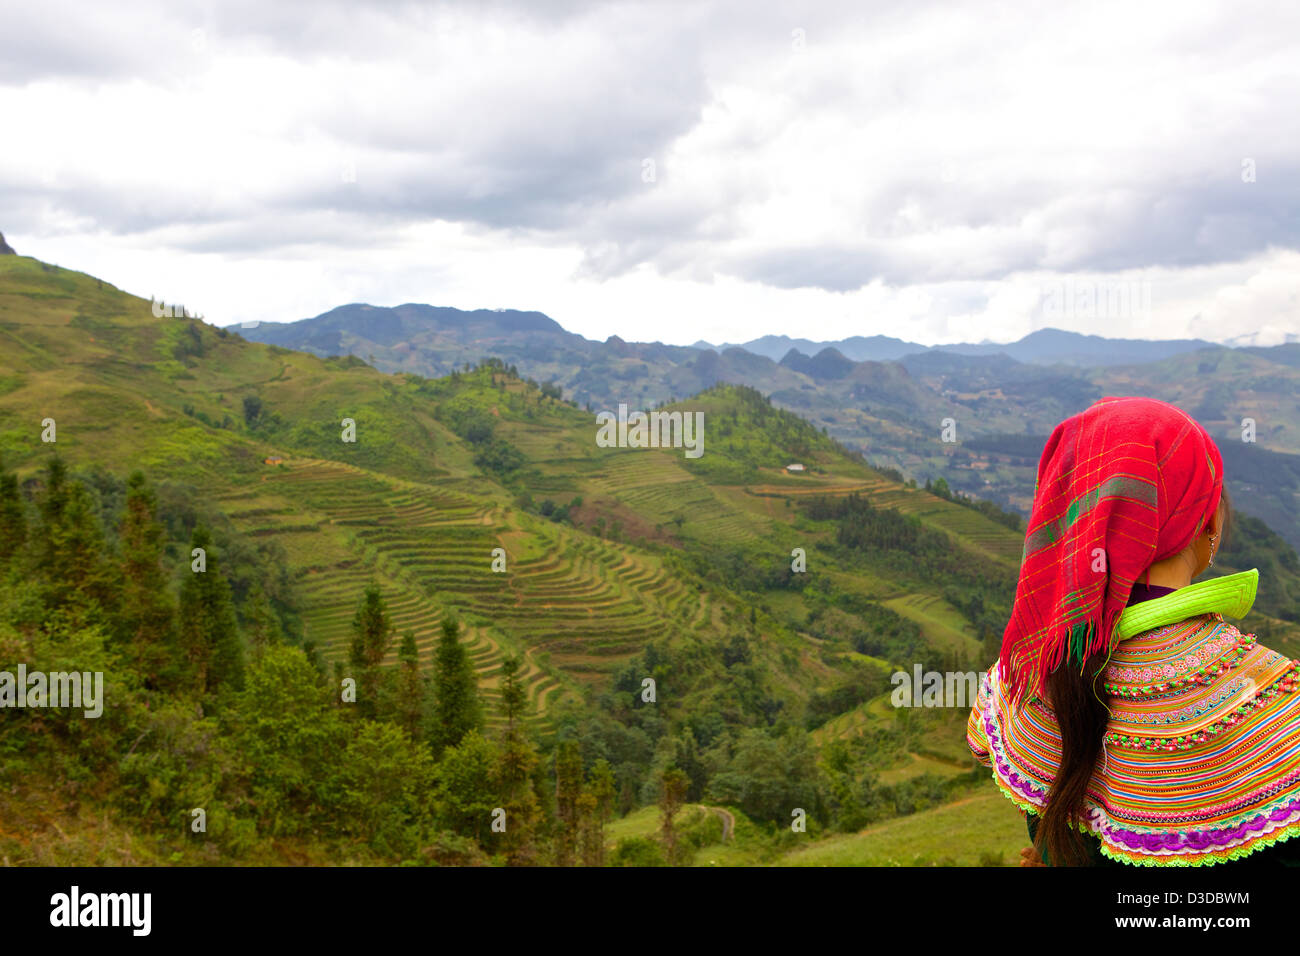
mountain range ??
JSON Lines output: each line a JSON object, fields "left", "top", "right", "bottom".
{"left": 694, "top": 327, "right": 1225, "bottom": 366}
{"left": 240, "top": 303, "right": 1300, "bottom": 551}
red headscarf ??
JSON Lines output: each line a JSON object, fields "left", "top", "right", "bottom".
{"left": 999, "top": 396, "right": 1224, "bottom": 703}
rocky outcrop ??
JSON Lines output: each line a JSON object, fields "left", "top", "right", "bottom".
{"left": 0, "top": 232, "right": 14, "bottom": 255}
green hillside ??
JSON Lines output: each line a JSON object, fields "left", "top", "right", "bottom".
{"left": 3, "top": 251, "right": 1298, "bottom": 866}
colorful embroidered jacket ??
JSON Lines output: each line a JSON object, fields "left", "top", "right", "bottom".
{"left": 967, "top": 568, "right": 1300, "bottom": 866}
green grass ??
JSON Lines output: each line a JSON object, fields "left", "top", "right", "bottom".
{"left": 776, "top": 791, "right": 1026, "bottom": 866}
{"left": 604, "top": 791, "right": 1028, "bottom": 867}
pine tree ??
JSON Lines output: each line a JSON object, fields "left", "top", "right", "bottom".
{"left": 178, "top": 525, "right": 245, "bottom": 697}
{"left": 589, "top": 758, "right": 617, "bottom": 821}
{"left": 576, "top": 789, "right": 602, "bottom": 866}
{"left": 38, "top": 456, "right": 69, "bottom": 534}
{"left": 348, "top": 583, "right": 393, "bottom": 718}
{"left": 553, "top": 739, "right": 583, "bottom": 866}
{"left": 498, "top": 653, "right": 527, "bottom": 732}
{"left": 396, "top": 630, "right": 426, "bottom": 738}
{"left": 115, "top": 471, "right": 176, "bottom": 686}
{"left": 495, "top": 655, "right": 539, "bottom": 864}
{"left": 242, "top": 579, "right": 281, "bottom": 654}
{"left": 430, "top": 616, "right": 480, "bottom": 754}
{"left": 37, "top": 460, "right": 116, "bottom": 615}
{"left": 0, "top": 467, "right": 27, "bottom": 568}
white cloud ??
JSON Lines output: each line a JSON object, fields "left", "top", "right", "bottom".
{"left": 2, "top": 0, "right": 1298, "bottom": 346}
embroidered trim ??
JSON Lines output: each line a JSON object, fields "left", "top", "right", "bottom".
{"left": 1104, "top": 660, "right": 1300, "bottom": 750}
{"left": 1120, "top": 677, "right": 1247, "bottom": 725}
{"left": 1103, "top": 630, "right": 1254, "bottom": 698}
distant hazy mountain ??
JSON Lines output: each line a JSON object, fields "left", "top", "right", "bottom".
{"left": 241, "top": 302, "right": 570, "bottom": 359}
{"left": 778, "top": 347, "right": 857, "bottom": 380}
{"left": 935, "top": 328, "right": 1219, "bottom": 366}
{"left": 699, "top": 327, "right": 1218, "bottom": 367}
{"left": 696, "top": 333, "right": 921, "bottom": 363}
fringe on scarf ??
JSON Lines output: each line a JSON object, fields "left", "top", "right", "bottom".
{"left": 1005, "top": 607, "right": 1123, "bottom": 703}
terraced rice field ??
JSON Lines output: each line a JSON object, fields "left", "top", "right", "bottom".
{"left": 747, "top": 476, "right": 896, "bottom": 498}
{"left": 217, "top": 456, "right": 715, "bottom": 722}
{"left": 588, "top": 451, "right": 768, "bottom": 543}
{"left": 865, "top": 487, "right": 1022, "bottom": 564}
{"left": 882, "top": 593, "right": 982, "bottom": 657}
{"left": 743, "top": 470, "right": 1022, "bottom": 567}
{"left": 812, "top": 695, "right": 885, "bottom": 745}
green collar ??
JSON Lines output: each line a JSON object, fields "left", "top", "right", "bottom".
{"left": 1114, "top": 568, "right": 1258, "bottom": 641}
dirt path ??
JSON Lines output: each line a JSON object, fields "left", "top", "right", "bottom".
{"left": 697, "top": 804, "right": 735, "bottom": 841}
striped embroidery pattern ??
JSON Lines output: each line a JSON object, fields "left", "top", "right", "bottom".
{"left": 967, "top": 615, "right": 1300, "bottom": 866}
{"left": 1103, "top": 616, "right": 1252, "bottom": 696}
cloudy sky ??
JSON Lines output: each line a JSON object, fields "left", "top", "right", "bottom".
{"left": 3, "top": 0, "right": 1299, "bottom": 347}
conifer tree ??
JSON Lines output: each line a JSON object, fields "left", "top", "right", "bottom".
{"left": 586, "top": 758, "right": 618, "bottom": 858}
{"left": 178, "top": 525, "right": 244, "bottom": 696}
{"left": 430, "top": 616, "right": 480, "bottom": 754}
{"left": 242, "top": 579, "right": 281, "bottom": 655}
{"left": 38, "top": 456, "right": 69, "bottom": 533}
{"left": 0, "top": 467, "right": 26, "bottom": 568}
{"left": 348, "top": 583, "right": 393, "bottom": 718}
{"left": 553, "top": 739, "right": 583, "bottom": 866}
{"left": 397, "top": 630, "right": 426, "bottom": 738}
{"left": 498, "top": 652, "right": 527, "bottom": 732}
{"left": 116, "top": 471, "right": 176, "bottom": 685}
{"left": 495, "top": 654, "right": 539, "bottom": 864}
{"left": 576, "top": 788, "right": 602, "bottom": 867}
{"left": 589, "top": 758, "right": 617, "bottom": 823}
{"left": 37, "top": 460, "right": 115, "bottom": 614}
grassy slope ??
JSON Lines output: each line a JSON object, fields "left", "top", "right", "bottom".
{"left": 775, "top": 791, "right": 1025, "bottom": 866}
{"left": 604, "top": 791, "right": 1026, "bottom": 867}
